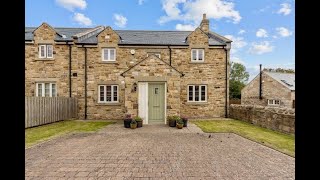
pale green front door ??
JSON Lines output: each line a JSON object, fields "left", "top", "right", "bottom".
{"left": 148, "top": 83, "right": 165, "bottom": 124}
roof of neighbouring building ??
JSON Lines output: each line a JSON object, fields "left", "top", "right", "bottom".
{"left": 264, "top": 71, "right": 295, "bottom": 90}
{"left": 25, "top": 26, "right": 231, "bottom": 46}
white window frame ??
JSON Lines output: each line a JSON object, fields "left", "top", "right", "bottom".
{"left": 102, "top": 48, "right": 116, "bottom": 61}
{"left": 147, "top": 52, "right": 161, "bottom": 58}
{"left": 35, "top": 82, "right": 57, "bottom": 97}
{"left": 268, "top": 99, "right": 281, "bottom": 106}
{"left": 98, "top": 85, "right": 119, "bottom": 103}
{"left": 38, "top": 44, "right": 53, "bottom": 59}
{"left": 191, "top": 49, "right": 205, "bottom": 62}
{"left": 187, "top": 85, "right": 207, "bottom": 102}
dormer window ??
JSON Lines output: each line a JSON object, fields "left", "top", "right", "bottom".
{"left": 39, "top": 44, "right": 53, "bottom": 59}
{"left": 191, "top": 49, "right": 204, "bottom": 62}
{"left": 102, "top": 48, "right": 116, "bottom": 61}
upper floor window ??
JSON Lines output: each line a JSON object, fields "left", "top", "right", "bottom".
{"left": 39, "top": 45, "right": 53, "bottom": 58}
{"left": 102, "top": 48, "right": 116, "bottom": 61}
{"left": 268, "top": 99, "right": 280, "bottom": 106}
{"left": 191, "top": 49, "right": 204, "bottom": 62}
{"left": 98, "top": 85, "right": 119, "bottom": 103}
{"left": 188, "top": 85, "right": 207, "bottom": 102}
{"left": 36, "top": 82, "right": 56, "bottom": 97}
{"left": 147, "top": 52, "right": 161, "bottom": 58}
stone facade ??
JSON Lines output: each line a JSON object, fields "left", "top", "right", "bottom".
{"left": 241, "top": 71, "right": 295, "bottom": 108}
{"left": 229, "top": 104, "right": 295, "bottom": 134}
{"left": 25, "top": 18, "right": 230, "bottom": 121}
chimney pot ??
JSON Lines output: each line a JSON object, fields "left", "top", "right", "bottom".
{"left": 203, "top": 13, "right": 207, "bottom": 19}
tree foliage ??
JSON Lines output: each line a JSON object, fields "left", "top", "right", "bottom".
{"left": 229, "top": 62, "right": 249, "bottom": 99}
{"left": 263, "top": 68, "right": 295, "bottom": 73}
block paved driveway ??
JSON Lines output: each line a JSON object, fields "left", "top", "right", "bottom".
{"left": 25, "top": 121, "right": 295, "bottom": 179}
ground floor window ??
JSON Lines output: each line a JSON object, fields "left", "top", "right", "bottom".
{"left": 188, "top": 85, "right": 207, "bottom": 102}
{"left": 98, "top": 85, "right": 118, "bottom": 103}
{"left": 36, "top": 82, "right": 56, "bottom": 97}
{"left": 268, "top": 99, "right": 280, "bottom": 105}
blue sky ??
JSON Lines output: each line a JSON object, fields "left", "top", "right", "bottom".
{"left": 26, "top": 0, "right": 295, "bottom": 82}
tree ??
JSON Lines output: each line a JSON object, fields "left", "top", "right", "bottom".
{"left": 229, "top": 62, "right": 249, "bottom": 99}
{"left": 263, "top": 68, "right": 295, "bottom": 73}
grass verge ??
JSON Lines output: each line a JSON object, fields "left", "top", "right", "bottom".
{"left": 193, "top": 120, "right": 295, "bottom": 157}
{"left": 25, "top": 120, "right": 115, "bottom": 148}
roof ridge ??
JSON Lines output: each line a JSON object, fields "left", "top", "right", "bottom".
{"left": 115, "top": 30, "right": 193, "bottom": 32}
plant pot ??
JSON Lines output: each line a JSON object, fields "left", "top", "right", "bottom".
{"left": 124, "top": 118, "right": 132, "bottom": 128}
{"left": 130, "top": 123, "right": 137, "bottom": 129}
{"left": 169, "top": 120, "right": 176, "bottom": 127}
{"left": 137, "top": 121, "right": 143, "bottom": 128}
{"left": 176, "top": 123, "right": 183, "bottom": 129}
{"left": 182, "top": 118, "right": 188, "bottom": 127}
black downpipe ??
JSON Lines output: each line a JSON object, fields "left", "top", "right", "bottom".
{"left": 84, "top": 47, "right": 88, "bottom": 120}
{"left": 259, "top": 64, "right": 262, "bottom": 99}
{"left": 168, "top": 46, "right": 172, "bottom": 65}
{"left": 68, "top": 43, "right": 72, "bottom": 97}
{"left": 225, "top": 47, "right": 228, "bottom": 118}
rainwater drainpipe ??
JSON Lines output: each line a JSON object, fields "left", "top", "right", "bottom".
{"left": 68, "top": 42, "right": 72, "bottom": 97}
{"left": 259, "top": 64, "right": 262, "bottom": 100}
{"left": 84, "top": 46, "right": 88, "bottom": 120}
{"left": 168, "top": 45, "right": 172, "bottom": 65}
{"left": 224, "top": 45, "right": 228, "bottom": 118}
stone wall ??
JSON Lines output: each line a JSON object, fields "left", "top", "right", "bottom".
{"left": 229, "top": 104, "right": 295, "bottom": 134}
{"left": 241, "top": 71, "right": 294, "bottom": 108}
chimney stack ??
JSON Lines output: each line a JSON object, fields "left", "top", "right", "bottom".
{"left": 200, "top": 13, "right": 209, "bottom": 33}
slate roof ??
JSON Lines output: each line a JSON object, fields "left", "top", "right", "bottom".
{"left": 25, "top": 26, "right": 230, "bottom": 46}
{"left": 265, "top": 71, "right": 295, "bottom": 90}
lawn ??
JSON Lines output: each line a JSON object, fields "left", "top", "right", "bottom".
{"left": 193, "top": 120, "right": 295, "bottom": 157}
{"left": 25, "top": 120, "right": 115, "bottom": 148}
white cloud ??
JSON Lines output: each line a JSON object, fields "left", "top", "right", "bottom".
{"left": 224, "top": 35, "right": 247, "bottom": 54}
{"left": 113, "top": 14, "right": 127, "bottom": 28}
{"left": 249, "top": 41, "right": 274, "bottom": 55}
{"left": 175, "top": 24, "right": 197, "bottom": 31}
{"left": 238, "top": 29, "right": 246, "bottom": 34}
{"left": 138, "top": 0, "right": 145, "bottom": 5}
{"left": 256, "top": 28, "right": 268, "bottom": 38}
{"left": 276, "top": 27, "right": 293, "bottom": 37}
{"left": 277, "top": 3, "right": 291, "bottom": 15}
{"left": 159, "top": 0, "right": 241, "bottom": 24}
{"left": 231, "top": 57, "right": 245, "bottom": 65}
{"left": 73, "top": 13, "right": 92, "bottom": 26}
{"left": 56, "top": 0, "right": 87, "bottom": 11}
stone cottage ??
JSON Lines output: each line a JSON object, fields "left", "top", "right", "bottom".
{"left": 241, "top": 70, "right": 295, "bottom": 108}
{"left": 25, "top": 14, "right": 232, "bottom": 124}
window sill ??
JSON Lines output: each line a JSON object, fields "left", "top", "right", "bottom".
{"left": 185, "top": 102, "right": 209, "bottom": 105}
{"left": 96, "top": 102, "right": 122, "bottom": 106}
{"left": 189, "top": 61, "right": 206, "bottom": 64}
{"left": 34, "top": 58, "right": 55, "bottom": 61}
{"left": 99, "top": 61, "right": 118, "bottom": 64}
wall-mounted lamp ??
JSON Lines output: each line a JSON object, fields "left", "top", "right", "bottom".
{"left": 132, "top": 82, "right": 137, "bottom": 92}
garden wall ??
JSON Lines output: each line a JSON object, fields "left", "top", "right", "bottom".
{"left": 229, "top": 104, "right": 295, "bottom": 134}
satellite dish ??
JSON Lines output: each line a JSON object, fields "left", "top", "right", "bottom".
{"left": 130, "top": 49, "right": 135, "bottom": 55}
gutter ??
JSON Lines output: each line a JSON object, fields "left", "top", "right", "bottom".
{"left": 224, "top": 45, "right": 228, "bottom": 118}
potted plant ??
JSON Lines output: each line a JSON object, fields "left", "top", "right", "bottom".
{"left": 134, "top": 116, "right": 143, "bottom": 128}
{"left": 181, "top": 116, "right": 188, "bottom": 127}
{"left": 167, "top": 116, "right": 176, "bottom": 127}
{"left": 124, "top": 114, "right": 132, "bottom": 128}
{"left": 130, "top": 119, "right": 137, "bottom": 129}
{"left": 176, "top": 118, "right": 184, "bottom": 129}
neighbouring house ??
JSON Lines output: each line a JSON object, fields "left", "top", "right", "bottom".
{"left": 241, "top": 70, "right": 295, "bottom": 108}
{"left": 25, "top": 14, "right": 232, "bottom": 124}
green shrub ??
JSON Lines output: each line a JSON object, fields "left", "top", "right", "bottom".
{"left": 133, "top": 116, "right": 142, "bottom": 122}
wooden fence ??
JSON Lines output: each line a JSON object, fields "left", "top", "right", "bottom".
{"left": 25, "top": 97, "right": 78, "bottom": 128}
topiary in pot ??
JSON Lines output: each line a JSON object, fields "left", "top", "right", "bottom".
{"left": 134, "top": 116, "right": 143, "bottom": 128}
{"left": 124, "top": 114, "right": 132, "bottom": 128}
{"left": 181, "top": 116, "right": 188, "bottom": 127}
{"left": 130, "top": 119, "right": 137, "bottom": 129}
{"left": 176, "top": 118, "right": 184, "bottom": 129}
